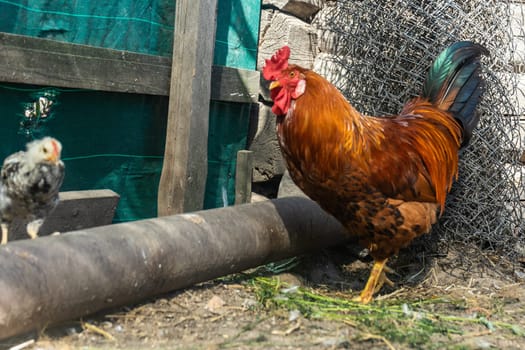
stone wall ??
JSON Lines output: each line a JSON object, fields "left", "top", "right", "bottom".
{"left": 250, "top": 0, "right": 322, "bottom": 183}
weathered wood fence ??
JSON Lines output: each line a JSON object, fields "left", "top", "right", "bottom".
{"left": 0, "top": 0, "right": 260, "bottom": 217}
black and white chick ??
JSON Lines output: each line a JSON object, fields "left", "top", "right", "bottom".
{"left": 0, "top": 137, "right": 65, "bottom": 244}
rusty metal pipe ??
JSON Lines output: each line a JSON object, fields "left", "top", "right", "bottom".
{"left": 0, "top": 197, "right": 347, "bottom": 340}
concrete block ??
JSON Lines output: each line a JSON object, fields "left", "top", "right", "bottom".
{"left": 10, "top": 189, "right": 120, "bottom": 241}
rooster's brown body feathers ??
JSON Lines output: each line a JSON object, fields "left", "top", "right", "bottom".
{"left": 264, "top": 42, "right": 487, "bottom": 302}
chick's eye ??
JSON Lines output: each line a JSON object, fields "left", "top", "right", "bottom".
{"left": 42, "top": 147, "right": 48, "bottom": 153}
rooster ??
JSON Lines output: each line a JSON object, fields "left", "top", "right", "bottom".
{"left": 0, "top": 137, "right": 65, "bottom": 244}
{"left": 263, "top": 42, "right": 487, "bottom": 303}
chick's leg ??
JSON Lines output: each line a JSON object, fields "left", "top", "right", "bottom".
{"left": 26, "top": 219, "right": 44, "bottom": 240}
{"left": 1, "top": 223, "right": 8, "bottom": 245}
{"left": 353, "top": 258, "right": 393, "bottom": 304}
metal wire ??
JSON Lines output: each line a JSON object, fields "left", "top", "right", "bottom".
{"left": 315, "top": 0, "right": 525, "bottom": 261}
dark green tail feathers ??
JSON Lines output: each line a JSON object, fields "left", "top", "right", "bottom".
{"left": 423, "top": 41, "right": 488, "bottom": 146}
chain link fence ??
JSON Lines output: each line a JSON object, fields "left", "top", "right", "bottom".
{"left": 315, "top": 0, "right": 524, "bottom": 261}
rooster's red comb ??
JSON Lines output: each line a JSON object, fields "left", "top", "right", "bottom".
{"left": 263, "top": 46, "right": 290, "bottom": 80}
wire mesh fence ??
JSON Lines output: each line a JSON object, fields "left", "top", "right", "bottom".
{"left": 314, "top": 0, "right": 525, "bottom": 261}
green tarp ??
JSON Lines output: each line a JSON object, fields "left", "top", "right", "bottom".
{"left": 0, "top": 84, "right": 168, "bottom": 222}
{"left": 0, "top": 0, "right": 260, "bottom": 219}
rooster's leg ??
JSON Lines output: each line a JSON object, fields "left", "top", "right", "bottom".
{"left": 353, "top": 258, "right": 392, "bottom": 304}
{"left": 1, "top": 223, "right": 8, "bottom": 245}
{"left": 375, "top": 265, "right": 395, "bottom": 293}
{"left": 26, "top": 219, "right": 44, "bottom": 240}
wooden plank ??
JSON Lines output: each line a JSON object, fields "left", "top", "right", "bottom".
{"left": 157, "top": 0, "right": 218, "bottom": 215}
{"left": 211, "top": 65, "right": 259, "bottom": 102}
{"left": 0, "top": 32, "right": 170, "bottom": 96}
{"left": 9, "top": 190, "right": 120, "bottom": 241}
{"left": 235, "top": 150, "right": 253, "bottom": 204}
{"left": 0, "top": 32, "right": 259, "bottom": 103}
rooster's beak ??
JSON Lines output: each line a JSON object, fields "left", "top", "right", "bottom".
{"left": 269, "top": 81, "right": 281, "bottom": 90}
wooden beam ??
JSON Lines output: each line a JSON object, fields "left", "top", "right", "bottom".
{"left": 235, "top": 150, "right": 253, "bottom": 205}
{"left": 157, "top": 0, "right": 218, "bottom": 215}
{"left": 0, "top": 32, "right": 169, "bottom": 96}
{"left": 0, "top": 32, "right": 259, "bottom": 103}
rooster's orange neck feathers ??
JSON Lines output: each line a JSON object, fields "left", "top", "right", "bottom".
{"left": 277, "top": 70, "right": 383, "bottom": 167}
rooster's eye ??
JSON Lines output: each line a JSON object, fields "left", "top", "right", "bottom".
{"left": 289, "top": 71, "right": 296, "bottom": 78}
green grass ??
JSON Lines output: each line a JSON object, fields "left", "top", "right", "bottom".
{"left": 249, "top": 276, "right": 524, "bottom": 349}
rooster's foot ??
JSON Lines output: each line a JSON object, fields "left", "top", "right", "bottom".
{"left": 352, "top": 259, "right": 395, "bottom": 304}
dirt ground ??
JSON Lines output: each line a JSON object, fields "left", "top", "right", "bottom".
{"left": 3, "top": 243, "right": 525, "bottom": 350}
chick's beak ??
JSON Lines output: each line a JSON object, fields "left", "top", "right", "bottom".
{"left": 45, "top": 139, "right": 62, "bottom": 164}
{"left": 46, "top": 152, "right": 59, "bottom": 164}
{"left": 269, "top": 81, "right": 281, "bottom": 90}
